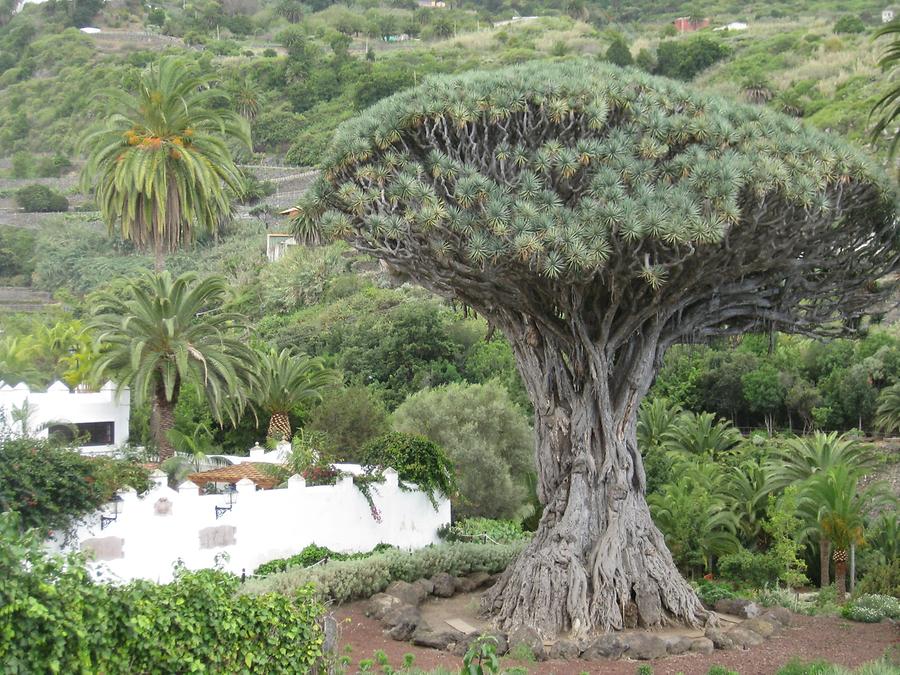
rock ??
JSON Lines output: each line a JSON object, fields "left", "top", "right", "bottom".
{"left": 414, "top": 578, "right": 435, "bottom": 596}
{"left": 508, "top": 625, "right": 546, "bottom": 661}
{"left": 690, "top": 637, "right": 715, "bottom": 655}
{"left": 547, "top": 639, "right": 581, "bottom": 660}
{"left": 740, "top": 617, "right": 776, "bottom": 638}
{"left": 619, "top": 633, "right": 668, "bottom": 660}
{"left": 411, "top": 628, "right": 464, "bottom": 650}
{"left": 714, "top": 598, "right": 761, "bottom": 619}
{"left": 662, "top": 635, "right": 694, "bottom": 655}
{"left": 760, "top": 607, "right": 793, "bottom": 627}
{"left": 727, "top": 626, "right": 765, "bottom": 648}
{"left": 704, "top": 627, "right": 734, "bottom": 650}
{"left": 467, "top": 571, "right": 493, "bottom": 589}
{"left": 366, "top": 593, "right": 402, "bottom": 620}
{"left": 581, "top": 634, "right": 626, "bottom": 660}
{"left": 431, "top": 572, "right": 457, "bottom": 598}
{"left": 381, "top": 604, "right": 422, "bottom": 641}
{"left": 385, "top": 580, "right": 428, "bottom": 606}
{"left": 450, "top": 631, "right": 508, "bottom": 657}
{"left": 623, "top": 601, "right": 639, "bottom": 629}
{"left": 450, "top": 633, "right": 479, "bottom": 657}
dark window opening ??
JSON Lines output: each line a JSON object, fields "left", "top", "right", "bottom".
{"left": 49, "top": 421, "right": 115, "bottom": 446}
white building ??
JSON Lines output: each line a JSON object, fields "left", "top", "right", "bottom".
{"left": 0, "top": 380, "right": 130, "bottom": 454}
{"left": 266, "top": 233, "right": 298, "bottom": 262}
{"left": 63, "top": 467, "right": 451, "bottom": 582}
{"left": 883, "top": 7, "right": 896, "bottom": 22}
{"left": 714, "top": 21, "right": 749, "bottom": 31}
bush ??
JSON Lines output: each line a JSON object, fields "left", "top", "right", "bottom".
{"left": 254, "top": 542, "right": 395, "bottom": 576}
{"left": 0, "top": 436, "right": 150, "bottom": 532}
{"left": 242, "top": 541, "right": 526, "bottom": 602}
{"left": 857, "top": 559, "right": 900, "bottom": 598}
{"left": 833, "top": 15, "right": 865, "bottom": 34}
{"left": 0, "top": 513, "right": 326, "bottom": 672}
{"left": 361, "top": 431, "right": 456, "bottom": 507}
{"left": 693, "top": 579, "right": 737, "bottom": 606}
{"left": 654, "top": 36, "right": 730, "bottom": 80}
{"left": 718, "top": 548, "right": 782, "bottom": 588}
{"left": 15, "top": 184, "right": 68, "bottom": 212}
{"left": 439, "top": 518, "right": 532, "bottom": 545}
{"left": 841, "top": 594, "right": 900, "bottom": 622}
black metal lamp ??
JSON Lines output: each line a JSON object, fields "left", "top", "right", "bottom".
{"left": 215, "top": 483, "right": 237, "bottom": 519}
{"left": 100, "top": 494, "right": 123, "bottom": 530}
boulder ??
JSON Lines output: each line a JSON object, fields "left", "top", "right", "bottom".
{"left": 414, "top": 578, "right": 435, "bottom": 596}
{"left": 662, "top": 635, "right": 694, "bottom": 655}
{"left": 704, "top": 627, "right": 734, "bottom": 650}
{"left": 581, "top": 634, "right": 626, "bottom": 660}
{"left": 740, "top": 617, "right": 776, "bottom": 638}
{"left": 690, "top": 637, "right": 715, "bottom": 655}
{"left": 727, "top": 626, "right": 765, "bottom": 648}
{"left": 760, "top": 607, "right": 793, "bottom": 627}
{"left": 714, "top": 598, "right": 761, "bottom": 619}
{"left": 619, "top": 633, "right": 668, "bottom": 660}
{"left": 431, "top": 572, "right": 457, "bottom": 598}
{"left": 508, "top": 625, "right": 546, "bottom": 661}
{"left": 385, "top": 580, "right": 428, "bottom": 606}
{"left": 381, "top": 604, "right": 422, "bottom": 641}
{"left": 411, "top": 628, "right": 464, "bottom": 650}
{"left": 547, "top": 639, "right": 581, "bottom": 660}
{"left": 450, "top": 631, "right": 508, "bottom": 657}
{"left": 365, "top": 593, "right": 402, "bottom": 620}
{"left": 467, "top": 571, "right": 493, "bottom": 589}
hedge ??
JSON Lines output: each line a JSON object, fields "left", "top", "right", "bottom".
{"left": 242, "top": 541, "right": 526, "bottom": 603}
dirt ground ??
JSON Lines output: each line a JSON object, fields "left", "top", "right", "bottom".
{"left": 333, "top": 593, "right": 900, "bottom": 675}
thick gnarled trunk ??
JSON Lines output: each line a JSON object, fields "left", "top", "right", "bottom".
{"left": 482, "top": 319, "right": 707, "bottom": 637}
{"left": 267, "top": 411, "right": 292, "bottom": 442}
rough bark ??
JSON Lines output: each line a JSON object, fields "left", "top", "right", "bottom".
{"left": 151, "top": 382, "right": 178, "bottom": 461}
{"left": 819, "top": 539, "right": 831, "bottom": 588}
{"left": 481, "top": 316, "right": 708, "bottom": 637}
{"left": 834, "top": 556, "right": 847, "bottom": 601}
{"left": 268, "top": 411, "right": 292, "bottom": 442}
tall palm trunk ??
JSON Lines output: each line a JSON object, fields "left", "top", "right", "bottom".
{"left": 267, "top": 411, "right": 291, "bottom": 442}
{"left": 819, "top": 538, "right": 831, "bottom": 588}
{"left": 833, "top": 549, "right": 848, "bottom": 600}
{"left": 151, "top": 380, "right": 179, "bottom": 461}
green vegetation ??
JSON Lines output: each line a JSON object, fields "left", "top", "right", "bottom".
{"left": 438, "top": 518, "right": 532, "bottom": 545}
{"left": 15, "top": 184, "right": 68, "bottom": 212}
{"left": 841, "top": 593, "right": 900, "bottom": 622}
{"left": 0, "top": 513, "right": 326, "bottom": 672}
{"left": 253, "top": 542, "right": 395, "bottom": 576}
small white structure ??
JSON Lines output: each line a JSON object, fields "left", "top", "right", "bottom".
{"left": 0, "top": 380, "right": 130, "bottom": 454}
{"left": 266, "top": 233, "right": 298, "bottom": 262}
{"left": 63, "top": 465, "right": 450, "bottom": 582}
{"left": 883, "top": 7, "right": 896, "bottom": 22}
{"left": 714, "top": 21, "right": 749, "bottom": 31}
{"left": 79, "top": 27, "right": 102, "bottom": 34}
{"left": 493, "top": 16, "right": 540, "bottom": 28}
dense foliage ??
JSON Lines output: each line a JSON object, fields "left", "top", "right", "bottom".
{"left": 15, "top": 184, "right": 68, "bottom": 212}
{"left": 0, "top": 435, "right": 149, "bottom": 532}
{"left": 360, "top": 431, "right": 456, "bottom": 507}
{"left": 438, "top": 517, "right": 532, "bottom": 545}
{"left": 253, "top": 541, "right": 395, "bottom": 576}
{"left": 0, "top": 513, "right": 326, "bottom": 672}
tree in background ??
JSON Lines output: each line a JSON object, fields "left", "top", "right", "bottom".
{"left": 81, "top": 57, "right": 250, "bottom": 270}
{"left": 871, "top": 19, "right": 900, "bottom": 158}
{"left": 875, "top": 381, "right": 900, "bottom": 432}
{"left": 392, "top": 381, "right": 533, "bottom": 520}
{"left": 89, "top": 272, "right": 255, "bottom": 460}
{"left": 604, "top": 35, "right": 633, "bottom": 67}
{"left": 306, "top": 386, "right": 388, "bottom": 462}
{"left": 295, "top": 61, "right": 897, "bottom": 635}
{"left": 252, "top": 348, "right": 335, "bottom": 442}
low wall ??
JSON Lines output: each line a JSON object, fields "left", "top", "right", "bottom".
{"left": 67, "top": 469, "right": 450, "bottom": 583}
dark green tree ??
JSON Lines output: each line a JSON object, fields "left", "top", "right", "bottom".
{"left": 291, "top": 60, "right": 897, "bottom": 636}
{"left": 605, "top": 36, "right": 633, "bottom": 67}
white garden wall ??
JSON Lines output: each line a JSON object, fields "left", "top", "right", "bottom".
{"left": 64, "top": 467, "right": 450, "bottom": 583}
{"left": 0, "top": 380, "right": 130, "bottom": 453}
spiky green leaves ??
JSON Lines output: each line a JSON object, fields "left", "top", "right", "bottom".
{"left": 297, "top": 60, "right": 894, "bottom": 291}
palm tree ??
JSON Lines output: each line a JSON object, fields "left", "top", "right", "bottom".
{"left": 89, "top": 271, "right": 255, "bottom": 460}
{"left": 870, "top": 19, "right": 900, "bottom": 157}
{"left": 662, "top": 411, "right": 743, "bottom": 460}
{"left": 636, "top": 397, "right": 683, "bottom": 450}
{"left": 81, "top": 57, "right": 251, "bottom": 270}
{"left": 252, "top": 348, "right": 335, "bottom": 441}
{"left": 874, "top": 382, "right": 900, "bottom": 433}
{"left": 802, "top": 465, "right": 889, "bottom": 599}
{"left": 742, "top": 78, "right": 775, "bottom": 105}
{"left": 228, "top": 74, "right": 263, "bottom": 121}
{"left": 160, "top": 422, "right": 228, "bottom": 485}
{"left": 774, "top": 431, "right": 874, "bottom": 586}
{"left": 727, "top": 459, "right": 779, "bottom": 548}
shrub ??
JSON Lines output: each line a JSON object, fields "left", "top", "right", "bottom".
{"left": 263, "top": 48, "right": 277, "bottom": 57}
{"left": 693, "top": 579, "right": 737, "bottom": 606}
{"left": 841, "top": 594, "right": 900, "bottom": 623}
{"left": 654, "top": 36, "right": 730, "bottom": 80}
{"left": 0, "top": 436, "right": 149, "bottom": 532}
{"left": 242, "top": 542, "right": 526, "bottom": 602}
{"left": 833, "top": 15, "right": 865, "bottom": 34}
{"left": 254, "top": 542, "right": 395, "bottom": 576}
{"left": 361, "top": 431, "right": 456, "bottom": 507}
{"left": 438, "top": 518, "right": 531, "bottom": 545}
{"left": 718, "top": 548, "right": 782, "bottom": 588}
{"left": 857, "top": 559, "right": 900, "bottom": 598}
{"left": 15, "top": 184, "right": 68, "bottom": 212}
{"left": 605, "top": 36, "right": 633, "bottom": 67}
{"left": 0, "top": 513, "right": 326, "bottom": 672}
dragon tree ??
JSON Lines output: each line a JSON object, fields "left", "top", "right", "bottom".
{"left": 292, "top": 61, "right": 898, "bottom": 636}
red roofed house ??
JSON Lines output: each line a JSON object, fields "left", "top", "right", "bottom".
{"left": 674, "top": 17, "right": 710, "bottom": 32}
